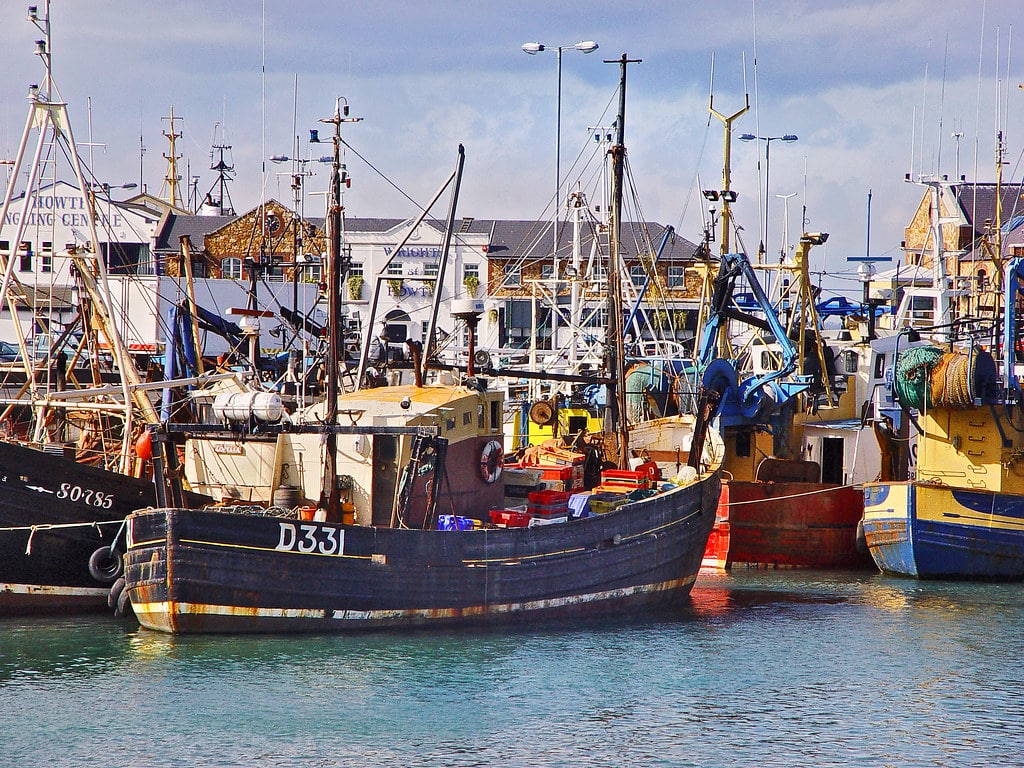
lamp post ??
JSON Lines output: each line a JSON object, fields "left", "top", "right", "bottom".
{"left": 522, "top": 39, "right": 598, "bottom": 354}
{"left": 521, "top": 40, "right": 599, "bottom": 259}
{"left": 739, "top": 132, "right": 798, "bottom": 263}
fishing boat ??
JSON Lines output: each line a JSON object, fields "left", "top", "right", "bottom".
{"left": 124, "top": 374, "right": 723, "bottom": 633}
{"left": 123, "top": 65, "right": 725, "bottom": 634}
{"left": 861, "top": 253, "right": 1024, "bottom": 579}
{"left": 0, "top": 3, "right": 221, "bottom": 614}
{"left": 632, "top": 233, "right": 870, "bottom": 571}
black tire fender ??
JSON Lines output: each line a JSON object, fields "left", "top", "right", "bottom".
{"left": 88, "top": 545, "right": 123, "bottom": 583}
{"left": 107, "top": 576, "right": 126, "bottom": 609}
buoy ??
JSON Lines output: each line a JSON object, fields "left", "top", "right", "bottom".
{"left": 135, "top": 430, "right": 153, "bottom": 461}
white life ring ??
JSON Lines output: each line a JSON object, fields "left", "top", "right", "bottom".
{"left": 479, "top": 440, "right": 503, "bottom": 484}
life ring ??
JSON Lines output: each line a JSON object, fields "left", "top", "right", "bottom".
{"left": 479, "top": 440, "right": 503, "bottom": 484}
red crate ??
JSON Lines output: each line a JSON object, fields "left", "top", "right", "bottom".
{"left": 600, "top": 469, "right": 649, "bottom": 488}
{"left": 489, "top": 509, "right": 532, "bottom": 528}
{"left": 527, "top": 489, "right": 572, "bottom": 506}
{"left": 538, "top": 465, "right": 573, "bottom": 483}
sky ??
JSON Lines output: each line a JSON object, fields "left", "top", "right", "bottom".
{"left": 1, "top": 0, "right": 1022, "bottom": 302}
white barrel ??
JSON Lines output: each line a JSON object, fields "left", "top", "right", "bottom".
{"left": 212, "top": 391, "right": 284, "bottom": 423}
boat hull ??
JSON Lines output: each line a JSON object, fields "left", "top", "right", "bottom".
{"left": 0, "top": 440, "right": 202, "bottom": 614}
{"left": 862, "top": 481, "right": 1024, "bottom": 580}
{"left": 124, "top": 472, "right": 721, "bottom": 634}
{"left": 702, "top": 480, "right": 872, "bottom": 570}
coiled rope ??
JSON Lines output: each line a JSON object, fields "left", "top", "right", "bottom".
{"left": 894, "top": 346, "right": 975, "bottom": 409}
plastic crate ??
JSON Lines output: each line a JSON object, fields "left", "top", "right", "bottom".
{"left": 600, "top": 469, "right": 649, "bottom": 488}
{"left": 589, "top": 492, "right": 628, "bottom": 515}
{"left": 437, "top": 514, "right": 475, "bottom": 531}
{"left": 489, "top": 509, "right": 532, "bottom": 528}
{"left": 527, "top": 489, "right": 571, "bottom": 517}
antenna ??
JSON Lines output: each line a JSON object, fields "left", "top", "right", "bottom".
{"left": 158, "top": 105, "right": 183, "bottom": 208}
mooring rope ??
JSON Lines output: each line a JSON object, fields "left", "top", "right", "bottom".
{"left": 721, "top": 483, "right": 859, "bottom": 507}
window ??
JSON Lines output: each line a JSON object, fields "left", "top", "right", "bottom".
{"left": 424, "top": 262, "right": 439, "bottom": 278}
{"left": 386, "top": 261, "right": 403, "bottom": 276}
{"left": 41, "top": 242, "right": 52, "bottom": 274}
{"left": 667, "top": 265, "right": 685, "bottom": 288}
{"left": 18, "top": 242, "right": 32, "bottom": 272}
{"left": 630, "top": 265, "right": 646, "bottom": 287}
{"left": 349, "top": 262, "right": 364, "bottom": 277}
{"left": 0, "top": 241, "right": 8, "bottom": 253}
{"left": 463, "top": 263, "right": 479, "bottom": 281}
{"left": 540, "top": 263, "right": 553, "bottom": 280}
{"left": 505, "top": 264, "right": 521, "bottom": 287}
{"left": 222, "top": 257, "right": 243, "bottom": 280}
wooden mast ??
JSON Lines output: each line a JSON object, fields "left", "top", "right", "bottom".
{"left": 604, "top": 53, "right": 641, "bottom": 469}
{"left": 318, "top": 98, "right": 359, "bottom": 519}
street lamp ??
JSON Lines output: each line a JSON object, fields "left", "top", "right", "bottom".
{"left": 521, "top": 40, "right": 599, "bottom": 259}
{"left": 738, "top": 132, "right": 798, "bottom": 263}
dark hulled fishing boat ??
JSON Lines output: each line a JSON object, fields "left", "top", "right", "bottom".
{"left": 124, "top": 386, "right": 722, "bottom": 633}
{"left": 123, "top": 72, "right": 725, "bottom": 635}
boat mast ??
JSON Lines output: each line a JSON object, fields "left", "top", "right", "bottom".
{"left": 0, "top": 0, "right": 157, "bottom": 472}
{"left": 604, "top": 53, "right": 640, "bottom": 469}
{"left": 318, "top": 98, "right": 359, "bottom": 519}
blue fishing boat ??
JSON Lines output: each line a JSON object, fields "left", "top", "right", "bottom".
{"left": 862, "top": 254, "right": 1024, "bottom": 579}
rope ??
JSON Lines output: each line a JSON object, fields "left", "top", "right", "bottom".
{"left": 721, "top": 484, "right": 859, "bottom": 507}
{"left": 1, "top": 517, "right": 125, "bottom": 533}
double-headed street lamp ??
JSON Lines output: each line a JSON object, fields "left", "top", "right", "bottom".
{"left": 739, "top": 132, "right": 798, "bottom": 263}
{"left": 521, "top": 40, "right": 599, "bottom": 259}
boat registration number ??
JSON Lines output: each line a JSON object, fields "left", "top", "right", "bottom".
{"left": 275, "top": 522, "right": 345, "bottom": 556}
{"left": 56, "top": 482, "right": 115, "bottom": 508}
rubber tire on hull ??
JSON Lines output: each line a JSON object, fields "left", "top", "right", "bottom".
{"left": 89, "top": 545, "right": 124, "bottom": 583}
{"left": 108, "top": 576, "right": 126, "bottom": 609}
{"left": 115, "top": 586, "right": 133, "bottom": 618}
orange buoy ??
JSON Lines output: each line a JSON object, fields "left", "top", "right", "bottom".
{"left": 135, "top": 430, "right": 153, "bottom": 461}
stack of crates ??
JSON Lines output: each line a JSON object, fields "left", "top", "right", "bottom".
{"left": 533, "top": 445, "right": 586, "bottom": 492}
{"left": 527, "top": 489, "right": 571, "bottom": 519}
{"left": 595, "top": 469, "right": 649, "bottom": 495}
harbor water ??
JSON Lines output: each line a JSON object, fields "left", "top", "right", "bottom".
{"left": 3, "top": 569, "right": 1023, "bottom": 767}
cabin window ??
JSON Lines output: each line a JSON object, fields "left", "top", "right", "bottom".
{"left": 222, "top": 257, "right": 243, "bottom": 280}
{"left": 490, "top": 400, "right": 500, "bottom": 431}
{"left": 873, "top": 353, "right": 886, "bottom": 380}
{"left": 463, "top": 411, "right": 472, "bottom": 426}
{"left": 477, "top": 403, "right": 485, "bottom": 429}
{"left": 446, "top": 417, "right": 456, "bottom": 431}
{"left": 843, "top": 349, "right": 858, "bottom": 374}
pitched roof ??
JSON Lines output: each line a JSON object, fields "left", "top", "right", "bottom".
{"left": 154, "top": 213, "right": 700, "bottom": 261}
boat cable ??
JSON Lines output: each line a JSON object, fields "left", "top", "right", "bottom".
{"left": 720, "top": 483, "right": 861, "bottom": 507}
{"left": 0, "top": 517, "right": 125, "bottom": 554}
